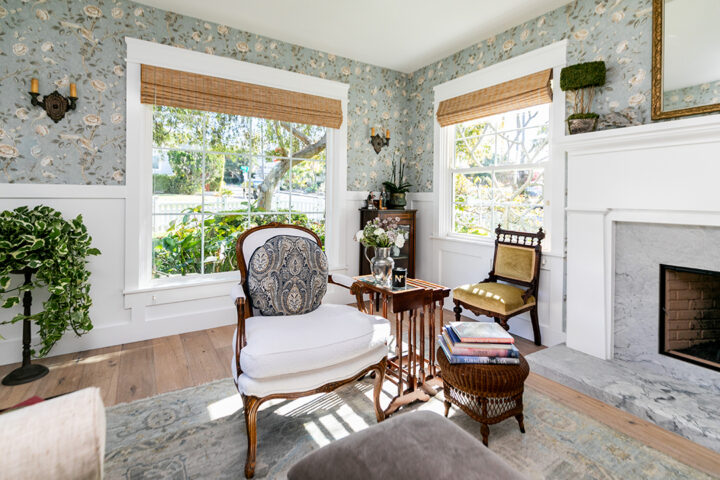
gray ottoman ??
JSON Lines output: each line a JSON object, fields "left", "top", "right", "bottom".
{"left": 287, "top": 410, "right": 528, "bottom": 480}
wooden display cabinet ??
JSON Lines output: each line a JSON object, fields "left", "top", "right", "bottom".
{"left": 359, "top": 209, "right": 416, "bottom": 278}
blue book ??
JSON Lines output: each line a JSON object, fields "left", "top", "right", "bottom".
{"left": 439, "top": 336, "right": 520, "bottom": 365}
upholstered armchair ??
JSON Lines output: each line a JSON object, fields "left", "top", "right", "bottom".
{"left": 230, "top": 223, "right": 390, "bottom": 478}
{"left": 452, "top": 226, "right": 545, "bottom": 345}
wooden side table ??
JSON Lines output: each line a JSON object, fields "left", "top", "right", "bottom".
{"left": 352, "top": 276, "right": 450, "bottom": 416}
{"left": 438, "top": 348, "right": 530, "bottom": 446}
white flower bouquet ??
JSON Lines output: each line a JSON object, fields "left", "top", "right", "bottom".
{"left": 354, "top": 217, "right": 406, "bottom": 249}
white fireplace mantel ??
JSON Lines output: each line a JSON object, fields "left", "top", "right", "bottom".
{"left": 563, "top": 114, "right": 720, "bottom": 359}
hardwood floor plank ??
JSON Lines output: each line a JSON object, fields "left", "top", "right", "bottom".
{"left": 116, "top": 340, "right": 156, "bottom": 404}
{"left": 77, "top": 345, "right": 122, "bottom": 407}
{"left": 215, "top": 345, "right": 234, "bottom": 378}
{"left": 206, "top": 325, "right": 235, "bottom": 350}
{"left": 153, "top": 335, "right": 193, "bottom": 395}
{"left": 33, "top": 351, "right": 83, "bottom": 400}
{"left": 526, "top": 372, "right": 720, "bottom": 477}
{"left": 181, "top": 331, "right": 227, "bottom": 385}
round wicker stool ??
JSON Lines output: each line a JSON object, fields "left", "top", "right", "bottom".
{"left": 438, "top": 347, "right": 529, "bottom": 446}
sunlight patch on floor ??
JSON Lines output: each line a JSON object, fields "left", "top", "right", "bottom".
{"left": 206, "top": 393, "right": 243, "bottom": 420}
{"left": 335, "top": 404, "right": 369, "bottom": 432}
{"left": 303, "top": 420, "right": 331, "bottom": 447}
{"left": 318, "top": 413, "right": 351, "bottom": 440}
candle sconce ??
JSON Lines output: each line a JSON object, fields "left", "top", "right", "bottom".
{"left": 29, "top": 78, "right": 77, "bottom": 123}
{"left": 369, "top": 127, "right": 390, "bottom": 154}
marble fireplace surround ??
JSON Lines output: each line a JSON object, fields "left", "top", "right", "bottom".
{"left": 527, "top": 114, "right": 720, "bottom": 452}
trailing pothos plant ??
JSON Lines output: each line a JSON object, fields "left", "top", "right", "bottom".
{"left": 0, "top": 205, "right": 100, "bottom": 357}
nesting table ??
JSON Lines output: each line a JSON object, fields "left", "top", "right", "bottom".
{"left": 351, "top": 276, "right": 450, "bottom": 416}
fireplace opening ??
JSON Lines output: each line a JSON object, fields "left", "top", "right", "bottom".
{"left": 660, "top": 264, "right": 720, "bottom": 372}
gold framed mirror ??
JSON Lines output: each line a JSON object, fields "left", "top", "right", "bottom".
{"left": 652, "top": 0, "right": 720, "bottom": 120}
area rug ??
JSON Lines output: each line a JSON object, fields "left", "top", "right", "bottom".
{"left": 104, "top": 377, "right": 714, "bottom": 479}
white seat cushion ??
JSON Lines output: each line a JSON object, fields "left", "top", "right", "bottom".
{"left": 237, "top": 304, "right": 390, "bottom": 380}
{"left": 237, "top": 344, "right": 388, "bottom": 397}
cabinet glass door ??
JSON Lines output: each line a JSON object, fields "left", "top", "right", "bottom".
{"left": 390, "top": 224, "right": 411, "bottom": 271}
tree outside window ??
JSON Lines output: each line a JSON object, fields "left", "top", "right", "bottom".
{"left": 452, "top": 104, "right": 548, "bottom": 237}
{"left": 151, "top": 106, "right": 327, "bottom": 278}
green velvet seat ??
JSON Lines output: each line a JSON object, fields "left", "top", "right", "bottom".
{"left": 452, "top": 282, "right": 535, "bottom": 315}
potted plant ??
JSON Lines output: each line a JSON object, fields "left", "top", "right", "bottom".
{"left": 560, "top": 60, "right": 606, "bottom": 134}
{"left": 354, "top": 217, "right": 406, "bottom": 287}
{"left": 382, "top": 151, "right": 412, "bottom": 209}
{"left": 0, "top": 205, "right": 100, "bottom": 385}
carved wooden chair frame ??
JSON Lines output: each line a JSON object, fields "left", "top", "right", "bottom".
{"left": 453, "top": 225, "right": 545, "bottom": 346}
{"left": 233, "top": 223, "right": 387, "bottom": 478}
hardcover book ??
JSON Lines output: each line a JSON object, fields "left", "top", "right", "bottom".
{"left": 449, "top": 321, "right": 514, "bottom": 344}
{"left": 442, "top": 331, "right": 520, "bottom": 358}
{"left": 439, "top": 337, "right": 520, "bottom": 365}
{"left": 443, "top": 327, "right": 514, "bottom": 350}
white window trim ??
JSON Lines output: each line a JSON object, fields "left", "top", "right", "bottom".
{"left": 432, "top": 40, "right": 567, "bottom": 255}
{"left": 124, "top": 37, "right": 349, "bottom": 296}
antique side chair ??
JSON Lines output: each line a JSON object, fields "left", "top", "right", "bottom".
{"left": 452, "top": 226, "right": 545, "bottom": 345}
{"left": 230, "top": 223, "right": 390, "bottom": 478}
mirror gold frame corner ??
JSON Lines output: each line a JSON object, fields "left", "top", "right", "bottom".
{"left": 651, "top": 0, "right": 720, "bottom": 120}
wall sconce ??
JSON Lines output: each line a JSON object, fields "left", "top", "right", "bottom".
{"left": 370, "top": 127, "right": 390, "bottom": 154}
{"left": 29, "top": 78, "right": 77, "bottom": 123}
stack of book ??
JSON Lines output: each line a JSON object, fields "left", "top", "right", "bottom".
{"left": 439, "top": 321, "right": 520, "bottom": 365}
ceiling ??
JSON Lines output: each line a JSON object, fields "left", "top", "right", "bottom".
{"left": 135, "top": 0, "right": 572, "bottom": 73}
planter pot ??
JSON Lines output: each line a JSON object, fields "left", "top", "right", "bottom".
{"left": 388, "top": 192, "right": 407, "bottom": 209}
{"left": 567, "top": 117, "right": 598, "bottom": 135}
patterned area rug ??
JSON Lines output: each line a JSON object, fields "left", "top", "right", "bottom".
{"left": 105, "top": 377, "right": 713, "bottom": 479}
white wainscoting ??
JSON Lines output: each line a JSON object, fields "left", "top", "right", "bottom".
{"left": 0, "top": 186, "right": 362, "bottom": 366}
{"left": 563, "top": 114, "right": 720, "bottom": 359}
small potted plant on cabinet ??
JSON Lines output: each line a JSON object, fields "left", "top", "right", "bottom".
{"left": 382, "top": 151, "right": 412, "bottom": 209}
{"left": 560, "top": 60, "right": 606, "bottom": 134}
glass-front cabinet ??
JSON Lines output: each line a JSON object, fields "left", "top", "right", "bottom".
{"left": 359, "top": 209, "right": 416, "bottom": 278}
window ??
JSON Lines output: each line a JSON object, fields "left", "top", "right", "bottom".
{"left": 151, "top": 106, "right": 327, "bottom": 278}
{"left": 451, "top": 103, "right": 549, "bottom": 237}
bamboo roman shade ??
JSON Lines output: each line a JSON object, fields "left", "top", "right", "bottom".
{"left": 436, "top": 69, "right": 553, "bottom": 127}
{"left": 140, "top": 65, "right": 343, "bottom": 128}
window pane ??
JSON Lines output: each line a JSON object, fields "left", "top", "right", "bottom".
{"left": 203, "top": 214, "right": 245, "bottom": 274}
{"left": 454, "top": 134, "right": 494, "bottom": 168}
{"left": 454, "top": 172, "right": 492, "bottom": 204}
{"left": 455, "top": 120, "right": 493, "bottom": 140}
{"left": 153, "top": 107, "right": 204, "bottom": 150}
{"left": 205, "top": 112, "right": 251, "bottom": 154}
{"left": 291, "top": 159, "right": 325, "bottom": 212}
{"left": 494, "top": 169, "right": 544, "bottom": 205}
{"left": 496, "top": 206, "right": 543, "bottom": 233}
{"left": 497, "top": 127, "right": 549, "bottom": 165}
{"left": 453, "top": 204, "right": 493, "bottom": 237}
{"left": 495, "top": 104, "right": 549, "bottom": 131}
{"left": 152, "top": 213, "right": 203, "bottom": 278}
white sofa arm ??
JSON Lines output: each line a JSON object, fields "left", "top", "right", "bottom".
{"left": 230, "top": 283, "right": 246, "bottom": 304}
{"left": 329, "top": 273, "right": 355, "bottom": 289}
{"left": 0, "top": 387, "right": 105, "bottom": 480}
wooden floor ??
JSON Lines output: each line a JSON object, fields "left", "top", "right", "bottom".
{"left": 0, "top": 310, "right": 718, "bottom": 477}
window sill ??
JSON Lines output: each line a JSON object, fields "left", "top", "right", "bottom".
{"left": 123, "top": 273, "right": 241, "bottom": 308}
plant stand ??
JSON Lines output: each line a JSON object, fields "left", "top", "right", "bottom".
{"left": 1, "top": 270, "right": 49, "bottom": 386}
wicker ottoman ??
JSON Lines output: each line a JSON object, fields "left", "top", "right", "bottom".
{"left": 438, "top": 347, "right": 529, "bottom": 446}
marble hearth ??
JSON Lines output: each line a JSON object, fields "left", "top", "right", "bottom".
{"left": 529, "top": 223, "right": 720, "bottom": 452}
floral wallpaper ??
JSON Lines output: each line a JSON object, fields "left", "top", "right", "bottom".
{"left": 664, "top": 82, "right": 720, "bottom": 111}
{"left": 0, "top": 0, "right": 715, "bottom": 191}
{"left": 0, "top": 0, "right": 409, "bottom": 189}
{"left": 404, "top": 0, "right": 654, "bottom": 191}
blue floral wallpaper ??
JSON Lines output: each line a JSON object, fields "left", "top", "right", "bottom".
{"left": 0, "top": 0, "right": 409, "bottom": 188}
{"left": 0, "top": 0, "right": 710, "bottom": 191}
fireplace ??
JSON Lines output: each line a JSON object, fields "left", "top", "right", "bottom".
{"left": 659, "top": 264, "right": 720, "bottom": 372}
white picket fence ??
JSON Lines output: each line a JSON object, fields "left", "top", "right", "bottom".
{"left": 152, "top": 192, "right": 324, "bottom": 233}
